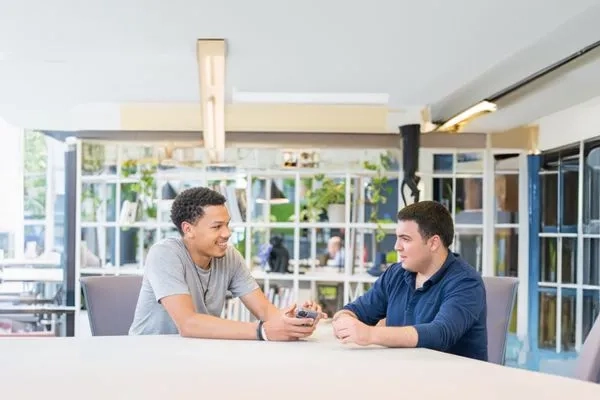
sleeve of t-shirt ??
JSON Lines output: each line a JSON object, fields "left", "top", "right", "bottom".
{"left": 145, "top": 242, "right": 190, "bottom": 303}
{"left": 227, "top": 247, "right": 259, "bottom": 298}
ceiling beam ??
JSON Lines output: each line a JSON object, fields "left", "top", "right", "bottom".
{"left": 429, "top": 6, "right": 600, "bottom": 127}
{"left": 197, "top": 39, "right": 226, "bottom": 164}
{"left": 43, "top": 130, "right": 489, "bottom": 149}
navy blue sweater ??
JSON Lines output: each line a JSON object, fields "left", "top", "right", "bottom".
{"left": 344, "top": 252, "right": 488, "bottom": 361}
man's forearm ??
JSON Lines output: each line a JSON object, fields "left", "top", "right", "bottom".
{"left": 180, "top": 313, "right": 259, "bottom": 340}
{"left": 262, "top": 303, "right": 282, "bottom": 321}
{"left": 370, "top": 326, "right": 419, "bottom": 348}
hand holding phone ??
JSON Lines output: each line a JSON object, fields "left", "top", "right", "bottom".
{"left": 295, "top": 307, "right": 320, "bottom": 320}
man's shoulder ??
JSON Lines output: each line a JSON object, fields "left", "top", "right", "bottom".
{"left": 445, "top": 255, "right": 485, "bottom": 288}
{"left": 145, "top": 237, "right": 188, "bottom": 265}
{"left": 150, "top": 237, "right": 184, "bottom": 253}
{"left": 450, "top": 254, "right": 481, "bottom": 274}
{"left": 381, "top": 263, "right": 409, "bottom": 283}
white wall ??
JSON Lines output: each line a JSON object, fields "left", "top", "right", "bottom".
{"left": 537, "top": 95, "right": 600, "bottom": 150}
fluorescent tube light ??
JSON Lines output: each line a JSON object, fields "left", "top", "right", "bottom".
{"left": 197, "top": 39, "right": 226, "bottom": 164}
{"left": 437, "top": 100, "right": 497, "bottom": 131}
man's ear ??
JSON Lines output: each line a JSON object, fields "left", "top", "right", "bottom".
{"left": 429, "top": 235, "right": 442, "bottom": 252}
{"left": 182, "top": 221, "right": 193, "bottom": 238}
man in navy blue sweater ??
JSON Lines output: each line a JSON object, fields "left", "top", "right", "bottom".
{"left": 332, "top": 201, "right": 488, "bottom": 361}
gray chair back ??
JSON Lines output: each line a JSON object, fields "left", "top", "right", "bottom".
{"left": 80, "top": 275, "right": 142, "bottom": 336}
{"left": 574, "top": 315, "right": 600, "bottom": 383}
{"left": 482, "top": 276, "right": 519, "bottom": 365}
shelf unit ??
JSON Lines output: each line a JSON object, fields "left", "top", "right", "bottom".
{"left": 72, "top": 139, "right": 525, "bottom": 330}
{"left": 74, "top": 140, "right": 406, "bottom": 323}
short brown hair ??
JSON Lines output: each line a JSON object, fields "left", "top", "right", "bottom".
{"left": 397, "top": 201, "right": 454, "bottom": 248}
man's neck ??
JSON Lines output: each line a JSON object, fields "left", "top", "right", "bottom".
{"left": 182, "top": 238, "right": 212, "bottom": 270}
{"left": 416, "top": 249, "right": 449, "bottom": 286}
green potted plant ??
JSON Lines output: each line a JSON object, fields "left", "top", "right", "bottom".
{"left": 303, "top": 174, "right": 346, "bottom": 223}
{"left": 82, "top": 143, "right": 105, "bottom": 175}
{"left": 121, "top": 159, "right": 157, "bottom": 221}
{"left": 363, "top": 152, "right": 392, "bottom": 242}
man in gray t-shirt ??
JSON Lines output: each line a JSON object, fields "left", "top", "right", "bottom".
{"left": 129, "top": 238, "right": 258, "bottom": 335}
{"left": 129, "top": 187, "right": 325, "bottom": 341}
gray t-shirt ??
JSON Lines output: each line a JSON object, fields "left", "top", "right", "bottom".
{"left": 128, "top": 237, "right": 259, "bottom": 335}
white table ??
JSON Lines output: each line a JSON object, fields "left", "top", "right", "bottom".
{"left": 1, "top": 321, "right": 599, "bottom": 399}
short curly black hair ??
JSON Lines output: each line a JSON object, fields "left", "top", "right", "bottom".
{"left": 397, "top": 200, "right": 454, "bottom": 248}
{"left": 171, "top": 187, "right": 226, "bottom": 235}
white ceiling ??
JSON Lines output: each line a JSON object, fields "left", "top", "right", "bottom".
{"left": 0, "top": 0, "right": 599, "bottom": 131}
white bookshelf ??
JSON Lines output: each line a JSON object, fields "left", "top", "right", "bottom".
{"left": 73, "top": 140, "right": 404, "bottom": 324}
{"left": 70, "top": 139, "right": 524, "bottom": 332}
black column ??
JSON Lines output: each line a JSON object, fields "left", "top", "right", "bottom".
{"left": 399, "top": 124, "right": 421, "bottom": 205}
{"left": 64, "top": 138, "right": 77, "bottom": 336}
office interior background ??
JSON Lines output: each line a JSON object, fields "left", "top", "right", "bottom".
{"left": 1, "top": 0, "right": 600, "bottom": 380}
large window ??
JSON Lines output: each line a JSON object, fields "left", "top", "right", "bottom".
{"left": 494, "top": 153, "right": 521, "bottom": 335}
{"left": 431, "top": 152, "right": 484, "bottom": 273}
{"left": 494, "top": 153, "right": 520, "bottom": 277}
{"left": 23, "top": 131, "right": 48, "bottom": 257}
{"left": 21, "top": 131, "right": 66, "bottom": 257}
{"left": 536, "top": 138, "right": 600, "bottom": 354}
{"left": 582, "top": 139, "right": 600, "bottom": 343}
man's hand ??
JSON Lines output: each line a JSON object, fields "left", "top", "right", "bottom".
{"left": 332, "top": 314, "right": 374, "bottom": 346}
{"left": 262, "top": 304, "right": 317, "bottom": 341}
{"left": 301, "top": 300, "right": 328, "bottom": 320}
{"left": 332, "top": 309, "right": 356, "bottom": 322}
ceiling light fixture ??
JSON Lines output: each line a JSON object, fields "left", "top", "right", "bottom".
{"left": 197, "top": 39, "right": 226, "bottom": 164}
{"left": 435, "top": 100, "right": 497, "bottom": 132}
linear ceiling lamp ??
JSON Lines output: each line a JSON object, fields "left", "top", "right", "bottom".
{"left": 197, "top": 39, "right": 226, "bottom": 164}
{"left": 433, "top": 40, "right": 600, "bottom": 133}
{"left": 435, "top": 100, "right": 497, "bottom": 132}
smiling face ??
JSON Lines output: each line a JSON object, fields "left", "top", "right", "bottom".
{"left": 394, "top": 219, "right": 442, "bottom": 273}
{"left": 181, "top": 205, "right": 232, "bottom": 261}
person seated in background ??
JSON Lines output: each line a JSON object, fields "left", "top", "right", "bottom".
{"left": 129, "top": 187, "right": 326, "bottom": 341}
{"left": 326, "top": 236, "right": 345, "bottom": 268}
{"left": 331, "top": 201, "right": 488, "bottom": 361}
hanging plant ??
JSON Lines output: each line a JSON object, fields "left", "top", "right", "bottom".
{"left": 82, "top": 143, "right": 105, "bottom": 174}
{"left": 363, "top": 152, "right": 392, "bottom": 242}
{"left": 121, "top": 159, "right": 157, "bottom": 220}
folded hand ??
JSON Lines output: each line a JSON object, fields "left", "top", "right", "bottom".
{"left": 332, "top": 315, "right": 373, "bottom": 346}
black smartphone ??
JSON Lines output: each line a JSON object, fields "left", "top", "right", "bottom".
{"left": 295, "top": 307, "right": 319, "bottom": 320}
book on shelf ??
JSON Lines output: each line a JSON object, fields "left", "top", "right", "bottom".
{"left": 317, "top": 283, "right": 344, "bottom": 317}
{"left": 209, "top": 182, "right": 246, "bottom": 223}
{"left": 119, "top": 200, "right": 138, "bottom": 225}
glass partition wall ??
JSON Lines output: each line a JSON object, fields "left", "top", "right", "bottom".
{"left": 531, "top": 136, "right": 600, "bottom": 373}
{"left": 0, "top": 130, "right": 70, "bottom": 337}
